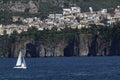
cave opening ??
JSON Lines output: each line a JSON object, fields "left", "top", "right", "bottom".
{"left": 88, "top": 35, "right": 98, "bottom": 56}
{"left": 110, "top": 38, "right": 120, "bottom": 56}
{"left": 64, "top": 40, "right": 74, "bottom": 57}
{"left": 26, "top": 43, "right": 37, "bottom": 57}
{"left": 64, "top": 34, "right": 80, "bottom": 57}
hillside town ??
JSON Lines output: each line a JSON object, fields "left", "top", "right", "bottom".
{"left": 0, "top": 6, "right": 120, "bottom": 35}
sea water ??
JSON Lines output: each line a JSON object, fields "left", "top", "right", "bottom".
{"left": 0, "top": 56, "right": 120, "bottom": 80}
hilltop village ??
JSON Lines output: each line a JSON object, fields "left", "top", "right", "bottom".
{"left": 0, "top": 6, "right": 120, "bottom": 35}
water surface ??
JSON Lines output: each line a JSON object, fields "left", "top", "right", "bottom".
{"left": 0, "top": 56, "right": 120, "bottom": 80}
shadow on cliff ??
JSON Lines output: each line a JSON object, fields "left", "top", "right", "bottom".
{"left": 88, "top": 35, "right": 98, "bottom": 56}
{"left": 109, "top": 35, "right": 120, "bottom": 56}
{"left": 64, "top": 40, "right": 74, "bottom": 57}
{"left": 26, "top": 43, "right": 38, "bottom": 57}
{"left": 109, "top": 26, "right": 120, "bottom": 56}
{"left": 64, "top": 34, "right": 80, "bottom": 57}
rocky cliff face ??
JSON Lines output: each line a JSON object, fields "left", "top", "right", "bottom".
{"left": 38, "top": 40, "right": 66, "bottom": 57}
{"left": 9, "top": 37, "right": 67, "bottom": 57}
{"left": 3, "top": 33, "right": 112, "bottom": 57}
{"left": 0, "top": 33, "right": 119, "bottom": 58}
{"left": 79, "top": 34, "right": 92, "bottom": 56}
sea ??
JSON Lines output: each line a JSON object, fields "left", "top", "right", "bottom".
{"left": 0, "top": 56, "right": 120, "bottom": 80}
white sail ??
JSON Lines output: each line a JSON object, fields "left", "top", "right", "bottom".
{"left": 16, "top": 51, "right": 22, "bottom": 66}
{"left": 22, "top": 58, "right": 26, "bottom": 67}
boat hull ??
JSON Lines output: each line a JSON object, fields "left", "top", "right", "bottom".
{"left": 13, "top": 66, "right": 27, "bottom": 69}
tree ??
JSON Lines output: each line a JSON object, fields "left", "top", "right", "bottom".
{"left": 10, "top": 30, "right": 19, "bottom": 43}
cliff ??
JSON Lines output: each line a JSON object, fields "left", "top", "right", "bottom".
{"left": 7, "top": 34, "right": 115, "bottom": 57}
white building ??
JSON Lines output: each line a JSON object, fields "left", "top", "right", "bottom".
{"left": 63, "top": 8, "right": 71, "bottom": 15}
{"left": 49, "top": 14, "right": 63, "bottom": 19}
{"left": 48, "top": 14, "right": 55, "bottom": 19}
{"left": 101, "top": 9, "right": 107, "bottom": 14}
{"left": 63, "top": 7, "right": 81, "bottom": 15}
{"left": 71, "top": 7, "right": 81, "bottom": 14}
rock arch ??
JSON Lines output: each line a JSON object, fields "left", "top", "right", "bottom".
{"left": 10, "top": 39, "right": 36, "bottom": 57}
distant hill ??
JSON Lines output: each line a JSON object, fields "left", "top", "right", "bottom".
{"left": 73, "top": 0, "right": 120, "bottom": 11}
{"left": 0, "top": 0, "right": 120, "bottom": 19}
{"left": 1, "top": 0, "right": 120, "bottom": 12}
{"left": 34, "top": 0, "right": 120, "bottom": 12}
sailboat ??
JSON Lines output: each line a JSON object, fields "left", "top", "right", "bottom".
{"left": 14, "top": 51, "right": 27, "bottom": 69}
